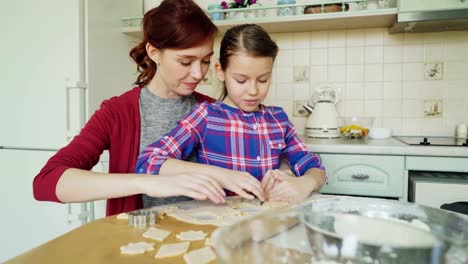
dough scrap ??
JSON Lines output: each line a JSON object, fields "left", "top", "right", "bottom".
{"left": 154, "top": 241, "right": 190, "bottom": 259}
{"left": 183, "top": 246, "right": 216, "bottom": 264}
{"left": 120, "top": 242, "right": 154, "bottom": 255}
{"left": 116, "top": 213, "right": 129, "bottom": 220}
{"left": 176, "top": 230, "right": 207, "bottom": 241}
{"left": 143, "top": 227, "right": 171, "bottom": 241}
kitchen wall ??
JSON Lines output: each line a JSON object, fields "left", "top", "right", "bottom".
{"left": 198, "top": 29, "right": 468, "bottom": 137}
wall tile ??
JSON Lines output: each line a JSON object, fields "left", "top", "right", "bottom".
{"left": 328, "top": 65, "right": 346, "bottom": 82}
{"left": 365, "top": 28, "right": 384, "bottom": 46}
{"left": 383, "top": 81, "right": 402, "bottom": 99}
{"left": 328, "top": 30, "right": 346, "bottom": 47}
{"left": 365, "top": 46, "right": 384, "bottom": 64}
{"left": 346, "top": 65, "right": 364, "bottom": 82}
{"left": 310, "top": 66, "right": 328, "bottom": 83}
{"left": 383, "top": 64, "right": 403, "bottom": 81}
{"left": 346, "top": 29, "right": 365, "bottom": 47}
{"left": 346, "top": 47, "right": 365, "bottom": 65}
{"left": 276, "top": 67, "right": 293, "bottom": 83}
{"left": 274, "top": 33, "right": 293, "bottom": 49}
{"left": 293, "top": 83, "right": 310, "bottom": 100}
{"left": 293, "top": 32, "right": 311, "bottom": 49}
{"left": 384, "top": 46, "right": 403, "bottom": 63}
{"left": 423, "top": 32, "right": 446, "bottom": 44}
{"left": 365, "top": 82, "right": 383, "bottom": 100}
{"left": 294, "top": 49, "right": 311, "bottom": 65}
{"left": 383, "top": 99, "right": 402, "bottom": 117}
{"left": 310, "top": 31, "right": 328, "bottom": 48}
{"left": 344, "top": 100, "right": 364, "bottom": 117}
{"left": 444, "top": 43, "right": 468, "bottom": 61}
{"left": 384, "top": 33, "right": 403, "bottom": 46}
{"left": 310, "top": 48, "right": 328, "bottom": 65}
{"left": 444, "top": 62, "right": 468, "bottom": 80}
{"left": 364, "top": 64, "right": 383, "bottom": 82}
{"left": 424, "top": 44, "right": 444, "bottom": 62}
{"left": 365, "top": 100, "right": 384, "bottom": 116}
{"left": 404, "top": 33, "right": 424, "bottom": 45}
{"left": 346, "top": 82, "right": 364, "bottom": 100}
{"left": 404, "top": 45, "right": 424, "bottom": 62}
{"left": 403, "top": 63, "right": 424, "bottom": 81}
{"left": 276, "top": 49, "right": 294, "bottom": 67}
{"left": 276, "top": 83, "right": 294, "bottom": 100}
{"left": 402, "top": 99, "right": 424, "bottom": 118}
{"left": 328, "top": 47, "right": 346, "bottom": 65}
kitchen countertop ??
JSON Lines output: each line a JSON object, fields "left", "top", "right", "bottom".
{"left": 303, "top": 137, "right": 468, "bottom": 157}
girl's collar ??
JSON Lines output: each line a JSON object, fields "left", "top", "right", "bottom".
{"left": 215, "top": 101, "right": 266, "bottom": 116}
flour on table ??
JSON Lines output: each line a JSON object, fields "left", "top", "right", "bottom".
{"left": 204, "top": 228, "right": 220, "bottom": 247}
{"left": 183, "top": 246, "right": 216, "bottom": 264}
{"left": 116, "top": 213, "right": 129, "bottom": 220}
{"left": 176, "top": 230, "right": 207, "bottom": 241}
{"left": 154, "top": 241, "right": 190, "bottom": 259}
{"left": 167, "top": 198, "right": 294, "bottom": 226}
{"left": 120, "top": 242, "right": 154, "bottom": 255}
{"left": 142, "top": 227, "right": 171, "bottom": 241}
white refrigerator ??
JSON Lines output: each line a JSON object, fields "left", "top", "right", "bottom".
{"left": 0, "top": 0, "right": 141, "bottom": 261}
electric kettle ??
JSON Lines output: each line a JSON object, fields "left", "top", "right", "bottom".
{"left": 303, "top": 85, "right": 340, "bottom": 138}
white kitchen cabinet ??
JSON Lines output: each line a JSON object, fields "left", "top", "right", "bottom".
{"left": 398, "top": 0, "right": 468, "bottom": 12}
{"left": 0, "top": 0, "right": 141, "bottom": 261}
{"left": 0, "top": 149, "right": 85, "bottom": 262}
{"left": 318, "top": 153, "right": 405, "bottom": 199}
{"left": 0, "top": 0, "right": 140, "bottom": 149}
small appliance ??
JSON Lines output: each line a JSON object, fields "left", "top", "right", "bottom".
{"left": 303, "top": 85, "right": 340, "bottom": 138}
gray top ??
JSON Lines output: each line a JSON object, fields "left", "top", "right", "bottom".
{"left": 139, "top": 87, "right": 199, "bottom": 208}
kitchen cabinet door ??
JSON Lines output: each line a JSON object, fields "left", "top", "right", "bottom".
{"left": 399, "top": 0, "right": 468, "bottom": 12}
{"left": 0, "top": 0, "right": 83, "bottom": 149}
{"left": 0, "top": 149, "right": 83, "bottom": 262}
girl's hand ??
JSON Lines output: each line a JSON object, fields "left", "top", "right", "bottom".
{"left": 215, "top": 171, "right": 265, "bottom": 201}
{"left": 260, "top": 169, "right": 285, "bottom": 200}
{"left": 136, "top": 173, "right": 226, "bottom": 204}
{"left": 266, "top": 170, "right": 321, "bottom": 203}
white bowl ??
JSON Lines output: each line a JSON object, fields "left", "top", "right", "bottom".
{"left": 369, "top": 127, "right": 392, "bottom": 139}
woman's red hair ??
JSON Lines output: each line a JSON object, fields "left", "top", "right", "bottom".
{"left": 130, "top": 0, "right": 218, "bottom": 87}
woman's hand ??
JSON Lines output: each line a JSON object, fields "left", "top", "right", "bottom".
{"left": 135, "top": 173, "right": 226, "bottom": 204}
{"left": 266, "top": 168, "right": 325, "bottom": 203}
{"left": 214, "top": 171, "right": 265, "bottom": 201}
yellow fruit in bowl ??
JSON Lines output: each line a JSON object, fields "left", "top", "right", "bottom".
{"left": 340, "top": 124, "right": 369, "bottom": 138}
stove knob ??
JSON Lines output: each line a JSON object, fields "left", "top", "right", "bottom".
{"left": 463, "top": 139, "right": 468, "bottom": 146}
{"left": 420, "top": 137, "right": 430, "bottom": 145}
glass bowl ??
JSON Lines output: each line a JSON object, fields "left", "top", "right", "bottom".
{"left": 339, "top": 117, "right": 375, "bottom": 139}
{"left": 297, "top": 197, "right": 468, "bottom": 264}
{"left": 213, "top": 197, "right": 468, "bottom": 264}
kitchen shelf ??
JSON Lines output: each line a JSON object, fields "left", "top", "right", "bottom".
{"left": 121, "top": 8, "right": 397, "bottom": 37}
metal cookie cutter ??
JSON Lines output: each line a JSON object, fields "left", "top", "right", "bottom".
{"left": 128, "top": 209, "right": 158, "bottom": 228}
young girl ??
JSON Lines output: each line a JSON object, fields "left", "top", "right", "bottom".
{"left": 136, "top": 24, "right": 326, "bottom": 203}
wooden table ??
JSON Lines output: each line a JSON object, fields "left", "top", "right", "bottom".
{"left": 6, "top": 214, "right": 217, "bottom": 264}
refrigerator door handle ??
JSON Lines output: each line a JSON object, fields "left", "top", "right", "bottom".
{"left": 65, "top": 81, "right": 87, "bottom": 141}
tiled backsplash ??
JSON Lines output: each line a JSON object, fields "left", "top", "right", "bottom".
{"left": 198, "top": 28, "right": 468, "bottom": 137}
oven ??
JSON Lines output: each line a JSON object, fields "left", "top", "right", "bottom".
{"left": 395, "top": 136, "right": 468, "bottom": 217}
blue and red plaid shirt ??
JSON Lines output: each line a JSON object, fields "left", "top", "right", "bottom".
{"left": 136, "top": 101, "right": 325, "bottom": 181}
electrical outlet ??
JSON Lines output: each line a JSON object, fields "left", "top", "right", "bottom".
{"left": 424, "top": 99, "right": 443, "bottom": 118}
{"left": 293, "top": 66, "right": 310, "bottom": 83}
{"left": 293, "top": 100, "right": 308, "bottom": 117}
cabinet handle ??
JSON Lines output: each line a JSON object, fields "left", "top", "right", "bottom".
{"left": 352, "top": 174, "right": 370, "bottom": 180}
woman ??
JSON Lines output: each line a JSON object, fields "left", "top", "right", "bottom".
{"left": 33, "top": 0, "right": 262, "bottom": 216}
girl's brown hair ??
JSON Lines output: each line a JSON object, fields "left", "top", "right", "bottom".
{"left": 218, "top": 24, "right": 279, "bottom": 100}
{"left": 130, "top": 0, "right": 218, "bottom": 87}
